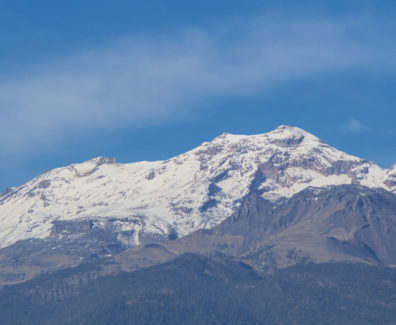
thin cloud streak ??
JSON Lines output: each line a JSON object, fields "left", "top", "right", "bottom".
{"left": 339, "top": 118, "right": 372, "bottom": 134}
{"left": 0, "top": 13, "right": 394, "bottom": 153}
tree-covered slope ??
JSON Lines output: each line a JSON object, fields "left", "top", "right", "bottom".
{"left": 1, "top": 253, "right": 396, "bottom": 325}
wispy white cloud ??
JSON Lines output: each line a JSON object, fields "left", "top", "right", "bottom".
{"left": 339, "top": 118, "right": 372, "bottom": 134}
{"left": 0, "top": 13, "right": 394, "bottom": 154}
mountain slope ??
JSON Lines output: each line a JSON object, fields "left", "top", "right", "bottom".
{"left": 3, "top": 184, "right": 395, "bottom": 287}
{"left": 0, "top": 125, "right": 393, "bottom": 250}
{"left": 111, "top": 185, "right": 396, "bottom": 274}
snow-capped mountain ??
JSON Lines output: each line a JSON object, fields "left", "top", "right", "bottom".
{"left": 0, "top": 125, "right": 394, "bottom": 249}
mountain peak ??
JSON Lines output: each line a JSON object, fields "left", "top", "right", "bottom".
{"left": 69, "top": 156, "right": 116, "bottom": 177}
{"left": 274, "top": 124, "right": 299, "bottom": 131}
{"left": 0, "top": 126, "right": 393, "bottom": 251}
{"left": 209, "top": 126, "right": 319, "bottom": 148}
{"left": 270, "top": 124, "right": 319, "bottom": 142}
{"left": 211, "top": 132, "right": 247, "bottom": 143}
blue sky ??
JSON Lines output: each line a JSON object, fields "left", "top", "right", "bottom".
{"left": 0, "top": 0, "right": 396, "bottom": 190}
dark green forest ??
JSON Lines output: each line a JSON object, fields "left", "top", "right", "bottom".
{"left": 1, "top": 254, "right": 396, "bottom": 325}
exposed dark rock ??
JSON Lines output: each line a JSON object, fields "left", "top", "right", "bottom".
{"left": 210, "top": 170, "right": 229, "bottom": 183}
{"left": 145, "top": 170, "right": 155, "bottom": 180}
{"left": 271, "top": 134, "right": 304, "bottom": 147}
{"left": 38, "top": 180, "right": 51, "bottom": 189}
{"left": 159, "top": 185, "right": 396, "bottom": 271}
{"left": 0, "top": 188, "right": 13, "bottom": 197}
{"left": 72, "top": 157, "right": 117, "bottom": 177}
{"left": 199, "top": 199, "right": 218, "bottom": 212}
{"left": 249, "top": 169, "right": 267, "bottom": 193}
{"left": 208, "top": 183, "right": 222, "bottom": 196}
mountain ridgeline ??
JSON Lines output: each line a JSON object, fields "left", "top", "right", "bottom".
{"left": 0, "top": 126, "right": 396, "bottom": 324}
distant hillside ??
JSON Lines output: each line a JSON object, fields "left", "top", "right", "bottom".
{"left": 1, "top": 254, "right": 396, "bottom": 325}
